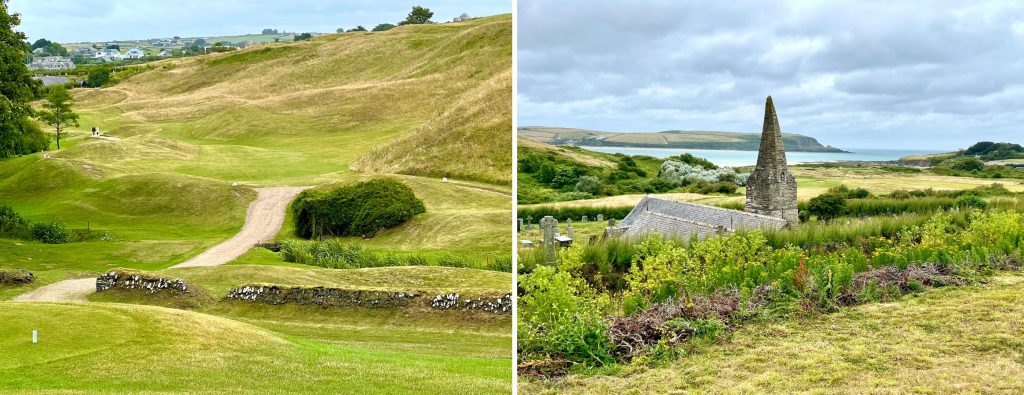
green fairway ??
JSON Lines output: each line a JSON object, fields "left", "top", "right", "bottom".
{"left": 0, "top": 302, "right": 511, "bottom": 394}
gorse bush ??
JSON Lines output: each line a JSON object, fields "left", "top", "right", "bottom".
{"left": 31, "top": 220, "right": 71, "bottom": 244}
{"left": 280, "top": 239, "right": 511, "bottom": 272}
{"left": 291, "top": 178, "right": 425, "bottom": 238}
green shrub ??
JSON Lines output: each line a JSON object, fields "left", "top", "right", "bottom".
{"left": 808, "top": 192, "right": 846, "bottom": 220}
{"left": 518, "top": 265, "right": 614, "bottom": 366}
{"left": 955, "top": 194, "right": 987, "bottom": 209}
{"left": 291, "top": 178, "right": 425, "bottom": 238}
{"left": 32, "top": 220, "right": 71, "bottom": 244}
{"left": 0, "top": 206, "right": 32, "bottom": 240}
{"left": 940, "top": 157, "right": 985, "bottom": 172}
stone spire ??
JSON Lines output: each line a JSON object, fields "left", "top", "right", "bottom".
{"left": 745, "top": 95, "right": 799, "bottom": 225}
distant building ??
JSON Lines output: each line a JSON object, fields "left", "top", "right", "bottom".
{"left": 95, "top": 48, "right": 122, "bottom": 60}
{"left": 613, "top": 96, "right": 798, "bottom": 241}
{"left": 157, "top": 49, "right": 173, "bottom": 57}
{"left": 70, "top": 47, "right": 98, "bottom": 57}
{"left": 32, "top": 75, "right": 70, "bottom": 87}
{"left": 27, "top": 56, "right": 76, "bottom": 71}
{"left": 453, "top": 13, "right": 471, "bottom": 22}
{"left": 124, "top": 48, "right": 146, "bottom": 59}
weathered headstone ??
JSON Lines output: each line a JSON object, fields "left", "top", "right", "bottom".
{"left": 582, "top": 215, "right": 588, "bottom": 222}
{"left": 517, "top": 218, "right": 523, "bottom": 232}
{"left": 540, "top": 216, "right": 558, "bottom": 265}
{"left": 608, "top": 218, "right": 616, "bottom": 227}
{"left": 567, "top": 222, "right": 575, "bottom": 239}
{"left": 597, "top": 214, "right": 604, "bottom": 222}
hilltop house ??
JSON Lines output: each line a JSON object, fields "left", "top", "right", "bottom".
{"left": 613, "top": 96, "right": 799, "bottom": 240}
{"left": 453, "top": 13, "right": 471, "bottom": 22}
{"left": 94, "top": 48, "right": 122, "bottom": 63}
{"left": 27, "top": 56, "right": 76, "bottom": 71}
{"left": 124, "top": 48, "right": 146, "bottom": 59}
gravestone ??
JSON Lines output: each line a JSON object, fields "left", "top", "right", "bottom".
{"left": 608, "top": 218, "right": 616, "bottom": 227}
{"left": 517, "top": 218, "right": 523, "bottom": 232}
{"left": 597, "top": 214, "right": 604, "bottom": 222}
{"left": 540, "top": 216, "right": 558, "bottom": 265}
{"left": 567, "top": 222, "right": 575, "bottom": 239}
{"left": 582, "top": 215, "right": 588, "bottom": 222}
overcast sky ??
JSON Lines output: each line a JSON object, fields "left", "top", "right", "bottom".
{"left": 10, "top": 1, "right": 509, "bottom": 42}
{"left": 518, "top": 0, "right": 1024, "bottom": 151}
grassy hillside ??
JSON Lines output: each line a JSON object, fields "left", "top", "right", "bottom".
{"left": 522, "top": 274, "right": 1024, "bottom": 394}
{"left": 73, "top": 15, "right": 511, "bottom": 185}
{"left": 519, "top": 126, "right": 844, "bottom": 152}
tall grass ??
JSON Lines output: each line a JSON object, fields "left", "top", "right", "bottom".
{"left": 280, "top": 239, "right": 512, "bottom": 272}
{"left": 517, "top": 206, "right": 633, "bottom": 222}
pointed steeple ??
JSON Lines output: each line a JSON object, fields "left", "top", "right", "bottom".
{"left": 755, "top": 95, "right": 788, "bottom": 169}
{"left": 745, "top": 95, "right": 798, "bottom": 225}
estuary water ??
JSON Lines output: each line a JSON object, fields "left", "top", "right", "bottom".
{"left": 579, "top": 146, "right": 935, "bottom": 167}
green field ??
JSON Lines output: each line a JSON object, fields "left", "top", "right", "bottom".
{"left": 2, "top": 14, "right": 512, "bottom": 393}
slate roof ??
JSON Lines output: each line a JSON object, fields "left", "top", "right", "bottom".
{"left": 619, "top": 196, "right": 787, "bottom": 240}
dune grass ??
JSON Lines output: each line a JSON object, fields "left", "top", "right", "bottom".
{"left": 521, "top": 274, "right": 1024, "bottom": 394}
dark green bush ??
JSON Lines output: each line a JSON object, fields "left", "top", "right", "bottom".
{"left": 955, "top": 195, "right": 987, "bottom": 209}
{"left": 0, "top": 206, "right": 32, "bottom": 240}
{"left": 32, "top": 220, "right": 71, "bottom": 244}
{"left": 808, "top": 192, "right": 846, "bottom": 221}
{"left": 291, "top": 178, "right": 425, "bottom": 238}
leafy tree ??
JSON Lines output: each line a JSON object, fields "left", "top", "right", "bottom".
{"left": 294, "top": 33, "right": 313, "bottom": 41}
{"left": 347, "top": 26, "right": 367, "bottom": 32}
{"left": 87, "top": 64, "right": 112, "bottom": 87}
{"left": 575, "top": 176, "right": 602, "bottom": 195}
{"left": 336, "top": 28, "right": 344, "bottom": 33}
{"left": 261, "top": 28, "right": 279, "bottom": 35}
{"left": 191, "top": 38, "right": 206, "bottom": 47}
{"left": 37, "top": 86, "right": 79, "bottom": 150}
{"left": 398, "top": 6, "right": 433, "bottom": 25}
{"left": 372, "top": 23, "right": 396, "bottom": 32}
{"left": 808, "top": 192, "right": 846, "bottom": 221}
{"left": 105, "top": 44, "right": 119, "bottom": 50}
{"left": 30, "top": 37, "right": 52, "bottom": 49}
{"left": 0, "top": 1, "right": 45, "bottom": 157}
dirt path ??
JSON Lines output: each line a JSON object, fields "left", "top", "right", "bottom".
{"left": 12, "top": 187, "right": 304, "bottom": 302}
{"left": 173, "top": 187, "right": 305, "bottom": 268}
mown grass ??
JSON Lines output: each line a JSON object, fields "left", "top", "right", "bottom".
{"left": 520, "top": 274, "right": 1024, "bottom": 394}
{"left": 0, "top": 302, "right": 511, "bottom": 394}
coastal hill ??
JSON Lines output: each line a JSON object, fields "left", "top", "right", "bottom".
{"left": 519, "top": 126, "right": 845, "bottom": 152}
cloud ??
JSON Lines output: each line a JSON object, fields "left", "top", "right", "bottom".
{"left": 518, "top": 0, "right": 1024, "bottom": 150}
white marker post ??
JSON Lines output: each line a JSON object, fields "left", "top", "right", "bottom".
{"left": 32, "top": 330, "right": 37, "bottom": 344}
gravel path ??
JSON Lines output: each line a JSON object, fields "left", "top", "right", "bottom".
{"left": 172, "top": 187, "right": 304, "bottom": 268}
{"left": 11, "top": 187, "right": 304, "bottom": 302}
{"left": 11, "top": 278, "right": 96, "bottom": 302}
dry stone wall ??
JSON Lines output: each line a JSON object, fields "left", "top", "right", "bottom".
{"left": 95, "top": 270, "right": 190, "bottom": 294}
{"left": 227, "top": 284, "right": 512, "bottom": 314}
{"left": 0, "top": 269, "right": 34, "bottom": 285}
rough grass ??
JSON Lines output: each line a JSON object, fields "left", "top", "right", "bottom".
{"left": 521, "top": 274, "right": 1024, "bottom": 394}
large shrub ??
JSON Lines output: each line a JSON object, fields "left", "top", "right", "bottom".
{"left": 291, "top": 178, "right": 425, "bottom": 238}
{"left": 31, "top": 220, "right": 71, "bottom": 244}
{"left": 808, "top": 192, "right": 846, "bottom": 221}
{"left": 0, "top": 206, "right": 32, "bottom": 239}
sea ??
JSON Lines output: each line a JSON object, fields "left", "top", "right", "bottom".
{"left": 578, "top": 146, "right": 935, "bottom": 167}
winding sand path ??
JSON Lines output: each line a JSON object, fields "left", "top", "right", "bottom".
{"left": 11, "top": 187, "right": 304, "bottom": 302}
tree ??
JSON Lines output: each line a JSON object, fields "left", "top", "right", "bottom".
{"left": 398, "top": 6, "right": 433, "bottom": 25}
{"left": 808, "top": 192, "right": 846, "bottom": 221}
{"left": 336, "top": 28, "right": 344, "bottom": 33}
{"left": 347, "top": 26, "right": 367, "bottom": 32}
{"left": 0, "top": 0, "right": 46, "bottom": 157}
{"left": 87, "top": 65, "right": 112, "bottom": 87}
{"left": 191, "top": 38, "right": 206, "bottom": 47}
{"left": 261, "top": 28, "right": 279, "bottom": 35}
{"left": 105, "top": 44, "right": 119, "bottom": 50}
{"left": 372, "top": 23, "right": 396, "bottom": 32}
{"left": 30, "top": 37, "right": 51, "bottom": 49}
{"left": 294, "top": 33, "right": 313, "bottom": 41}
{"left": 37, "top": 86, "right": 78, "bottom": 150}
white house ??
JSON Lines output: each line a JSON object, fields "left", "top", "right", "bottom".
{"left": 124, "top": 48, "right": 146, "bottom": 59}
